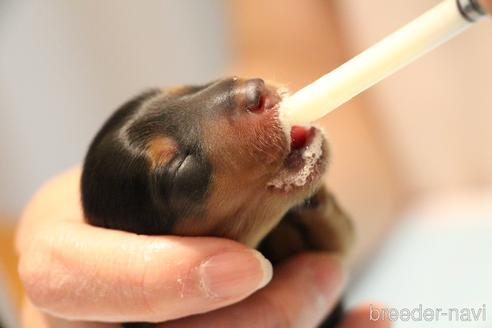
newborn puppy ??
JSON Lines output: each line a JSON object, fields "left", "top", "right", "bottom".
{"left": 81, "top": 77, "right": 354, "bottom": 327}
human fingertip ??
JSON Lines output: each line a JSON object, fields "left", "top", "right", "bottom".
{"left": 251, "top": 249, "right": 274, "bottom": 288}
{"left": 199, "top": 249, "right": 273, "bottom": 300}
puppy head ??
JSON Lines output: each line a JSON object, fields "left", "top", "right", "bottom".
{"left": 81, "top": 77, "right": 328, "bottom": 245}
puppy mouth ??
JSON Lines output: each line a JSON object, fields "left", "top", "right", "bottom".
{"left": 267, "top": 124, "right": 327, "bottom": 193}
{"left": 242, "top": 81, "right": 327, "bottom": 192}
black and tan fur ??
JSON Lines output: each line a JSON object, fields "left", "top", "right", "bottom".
{"left": 81, "top": 77, "right": 354, "bottom": 328}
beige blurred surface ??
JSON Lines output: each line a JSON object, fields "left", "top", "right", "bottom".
{"left": 338, "top": 0, "right": 492, "bottom": 194}
{"left": 227, "top": 0, "right": 492, "bottom": 198}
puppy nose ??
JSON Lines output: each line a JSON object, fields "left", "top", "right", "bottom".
{"left": 235, "top": 78, "right": 266, "bottom": 113}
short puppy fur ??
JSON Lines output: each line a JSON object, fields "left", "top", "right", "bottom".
{"left": 81, "top": 77, "right": 354, "bottom": 328}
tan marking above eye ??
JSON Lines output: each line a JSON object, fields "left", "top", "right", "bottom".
{"left": 145, "top": 137, "right": 178, "bottom": 168}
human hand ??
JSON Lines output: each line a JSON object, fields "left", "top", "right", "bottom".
{"left": 17, "top": 168, "right": 390, "bottom": 327}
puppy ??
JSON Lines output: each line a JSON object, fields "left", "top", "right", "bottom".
{"left": 81, "top": 77, "right": 354, "bottom": 328}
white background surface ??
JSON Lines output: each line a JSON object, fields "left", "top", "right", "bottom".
{"left": 0, "top": 0, "right": 227, "bottom": 216}
{"left": 347, "top": 190, "right": 492, "bottom": 327}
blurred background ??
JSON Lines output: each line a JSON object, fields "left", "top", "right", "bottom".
{"left": 1, "top": 0, "right": 492, "bottom": 327}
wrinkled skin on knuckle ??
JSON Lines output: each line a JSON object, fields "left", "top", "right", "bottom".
{"left": 138, "top": 254, "right": 183, "bottom": 319}
{"left": 137, "top": 251, "right": 204, "bottom": 321}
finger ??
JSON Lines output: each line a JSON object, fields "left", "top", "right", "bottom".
{"left": 337, "top": 304, "right": 392, "bottom": 328}
{"left": 18, "top": 220, "right": 272, "bottom": 323}
{"left": 160, "top": 253, "right": 345, "bottom": 328}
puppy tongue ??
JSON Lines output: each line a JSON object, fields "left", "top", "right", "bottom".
{"left": 290, "top": 126, "right": 311, "bottom": 150}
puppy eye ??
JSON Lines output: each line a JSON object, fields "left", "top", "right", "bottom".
{"left": 159, "top": 153, "right": 211, "bottom": 202}
{"left": 173, "top": 155, "right": 203, "bottom": 195}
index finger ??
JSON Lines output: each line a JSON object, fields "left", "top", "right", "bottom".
{"left": 19, "top": 220, "right": 272, "bottom": 323}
